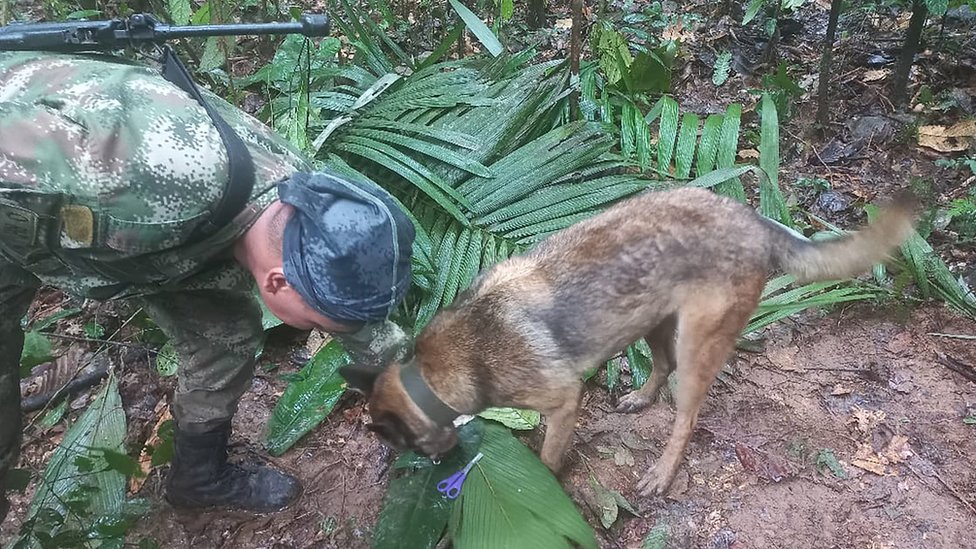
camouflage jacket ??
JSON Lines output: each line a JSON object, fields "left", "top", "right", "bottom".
{"left": 0, "top": 50, "right": 310, "bottom": 299}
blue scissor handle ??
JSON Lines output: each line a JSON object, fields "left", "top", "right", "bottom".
{"left": 436, "top": 452, "right": 484, "bottom": 500}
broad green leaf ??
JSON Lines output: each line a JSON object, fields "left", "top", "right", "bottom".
{"left": 674, "top": 113, "right": 700, "bottom": 179}
{"left": 655, "top": 97, "right": 680, "bottom": 175}
{"left": 155, "top": 342, "right": 179, "bottom": 378}
{"left": 743, "top": 0, "right": 766, "bottom": 24}
{"left": 759, "top": 93, "right": 790, "bottom": 225}
{"left": 17, "top": 375, "right": 129, "bottom": 546}
{"left": 627, "top": 341, "right": 652, "bottom": 389}
{"left": 500, "top": 0, "right": 514, "bottom": 20}
{"left": 31, "top": 308, "right": 82, "bottom": 332}
{"left": 478, "top": 407, "right": 541, "bottom": 430}
{"left": 924, "top": 0, "right": 948, "bottom": 15}
{"left": 696, "top": 114, "right": 724, "bottom": 176}
{"left": 38, "top": 399, "right": 69, "bottom": 430}
{"left": 449, "top": 0, "right": 504, "bottom": 56}
{"left": 687, "top": 165, "right": 761, "bottom": 190}
{"left": 715, "top": 103, "right": 744, "bottom": 200}
{"left": 167, "top": 0, "right": 192, "bottom": 25}
{"left": 448, "top": 421, "right": 597, "bottom": 549}
{"left": 629, "top": 51, "right": 671, "bottom": 93}
{"left": 375, "top": 421, "right": 485, "bottom": 549}
{"left": 265, "top": 341, "right": 350, "bottom": 456}
{"left": 20, "top": 330, "right": 53, "bottom": 374}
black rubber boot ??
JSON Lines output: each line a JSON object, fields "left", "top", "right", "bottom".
{"left": 164, "top": 421, "right": 302, "bottom": 513}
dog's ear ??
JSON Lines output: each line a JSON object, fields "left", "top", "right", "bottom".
{"left": 339, "top": 364, "right": 382, "bottom": 396}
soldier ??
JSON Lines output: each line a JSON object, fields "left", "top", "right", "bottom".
{"left": 0, "top": 50, "right": 415, "bottom": 520}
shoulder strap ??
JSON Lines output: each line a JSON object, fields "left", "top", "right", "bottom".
{"left": 158, "top": 45, "right": 255, "bottom": 239}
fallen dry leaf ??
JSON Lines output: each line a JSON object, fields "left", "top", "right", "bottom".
{"left": 863, "top": 69, "right": 889, "bottom": 82}
{"left": 554, "top": 18, "right": 573, "bottom": 30}
{"left": 831, "top": 384, "right": 853, "bottom": 396}
{"left": 131, "top": 404, "right": 172, "bottom": 493}
{"left": 918, "top": 120, "right": 976, "bottom": 152}
{"left": 849, "top": 406, "right": 886, "bottom": 434}
{"left": 738, "top": 148, "right": 760, "bottom": 160}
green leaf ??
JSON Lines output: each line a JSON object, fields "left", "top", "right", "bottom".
{"left": 155, "top": 342, "right": 179, "bottom": 378}
{"left": 265, "top": 341, "right": 351, "bottom": 456}
{"left": 655, "top": 97, "right": 680, "bottom": 175}
{"left": 500, "top": 0, "right": 514, "bottom": 20}
{"left": 715, "top": 103, "right": 744, "bottom": 200}
{"left": 759, "top": 93, "right": 790, "bottom": 225}
{"left": 257, "top": 291, "right": 284, "bottom": 331}
{"left": 695, "top": 113, "right": 724, "bottom": 176}
{"left": 100, "top": 449, "right": 145, "bottom": 479}
{"left": 65, "top": 9, "right": 102, "bottom": 19}
{"left": 448, "top": 421, "right": 597, "bottom": 549}
{"left": 31, "top": 307, "right": 82, "bottom": 332}
{"left": 38, "top": 398, "right": 69, "bottom": 430}
{"left": 374, "top": 422, "right": 485, "bottom": 549}
{"left": 626, "top": 342, "right": 652, "bottom": 389}
{"left": 713, "top": 51, "right": 732, "bottom": 86}
{"left": 924, "top": 0, "right": 948, "bottom": 15}
{"left": 964, "top": 415, "right": 976, "bottom": 425}
{"left": 642, "top": 522, "right": 669, "bottom": 549}
{"left": 449, "top": 0, "right": 504, "bottom": 56}
{"left": 815, "top": 448, "right": 847, "bottom": 479}
{"left": 167, "top": 0, "right": 193, "bottom": 25}
{"left": 673, "top": 113, "right": 700, "bottom": 179}
{"left": 149, "top": 420, "right": 175, "bottom": 468}
{"left": 18, "top": 375, "right": 127, "bottom": 545}
{"left": 687, "top": 165, "right": 762, "bottom": 190}
{"left": 743, "top": 0, "right": 766, "bottom": 24}
{"left": 477, "top": 407, "right": 541, "bottom": 430}
{"left": 83, "top": 321, "right": 105, "bottom": 339}
{"left": 588, "top": 474, "right": 619, "bottom": 529}
{"left": 629, "top": 51, "right": 671, "bottom": 93}
{"left": 20, "top": 330, "right": 53, "bottom": 374}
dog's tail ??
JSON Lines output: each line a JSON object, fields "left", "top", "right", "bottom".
{"left": 766, "top": 193, "right": 917, "bottom": 284}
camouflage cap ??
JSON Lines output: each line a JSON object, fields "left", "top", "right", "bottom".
{"left": 278, "top": 170, "right": 414, "bottom": 324}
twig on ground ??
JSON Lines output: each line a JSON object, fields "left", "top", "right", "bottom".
{"left": 935, "top": 352, "right": 976, "bottom": 384}
{"left": 907, "top": 462, "right": 976, "bottom": 518}
{"left": 927, "top": 332, "right": 976, "bottom": 340}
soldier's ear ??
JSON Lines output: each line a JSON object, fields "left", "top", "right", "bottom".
{"left": 339, "top": 364, "right": 382, "bottom": 396}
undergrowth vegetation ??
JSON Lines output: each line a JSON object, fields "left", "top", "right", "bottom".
{"left": 3, "top": 0, "right": 975, "bottom": 547}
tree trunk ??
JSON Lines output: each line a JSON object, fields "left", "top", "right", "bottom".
{"left": 816, "top": 0, "right": 844, "bottom": 126}
{"left": 569, "top": 0, "right": 583, "bottom": 120}
{"left": 891, "top": 0, "right": 927, "bottom": 108}
{"left": 527, "top": 0, "right": 546, "bottom": 29}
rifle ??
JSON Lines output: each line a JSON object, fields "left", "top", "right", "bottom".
{"left": 0, "top": 12, "right": 330, "bottom": 52}
{"left": 0, "top": 12, "right": 331, "bottom": 238}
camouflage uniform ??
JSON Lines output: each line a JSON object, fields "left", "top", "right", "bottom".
{"left": 0, "top": 51, "right": 411, "bottom": 507}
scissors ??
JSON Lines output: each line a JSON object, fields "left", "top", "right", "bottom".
{"left": 436, "top": 452, "right": 484, "bottom": 499}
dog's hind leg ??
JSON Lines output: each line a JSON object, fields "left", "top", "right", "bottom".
{"left": 539, "top": 384, "right": 584, "bottom": 474}
{"left": 636, "top": 287, "right": 759, "bottom": 497}
{"left": 615, "top": 314, "right": 677, "bottom": 413}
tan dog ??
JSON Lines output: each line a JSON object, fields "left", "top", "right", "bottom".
{"left": 350, "top": 187, "right": 915, "bottom": 496}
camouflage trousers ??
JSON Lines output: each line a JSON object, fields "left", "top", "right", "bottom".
{"left": 0, "top": 259, "right": 267, "bottom": 509}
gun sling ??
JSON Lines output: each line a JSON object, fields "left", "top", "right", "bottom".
{"left": 158, "top": 45, "right": 256, "bottom": 240}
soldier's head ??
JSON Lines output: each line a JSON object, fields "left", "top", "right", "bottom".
{"left": 243, "top": 170, "right": 415, "bottom": 333}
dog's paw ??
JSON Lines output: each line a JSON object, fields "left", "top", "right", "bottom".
{"left": 635, "top": 466, "right": 675, "bottom": 497}
{"left": 615, "top": 392, "right": 653, "bottom": 413}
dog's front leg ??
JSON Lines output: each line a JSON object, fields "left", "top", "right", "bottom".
{"left": 539, "top": 386, "right": 583, "bottom": 473}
